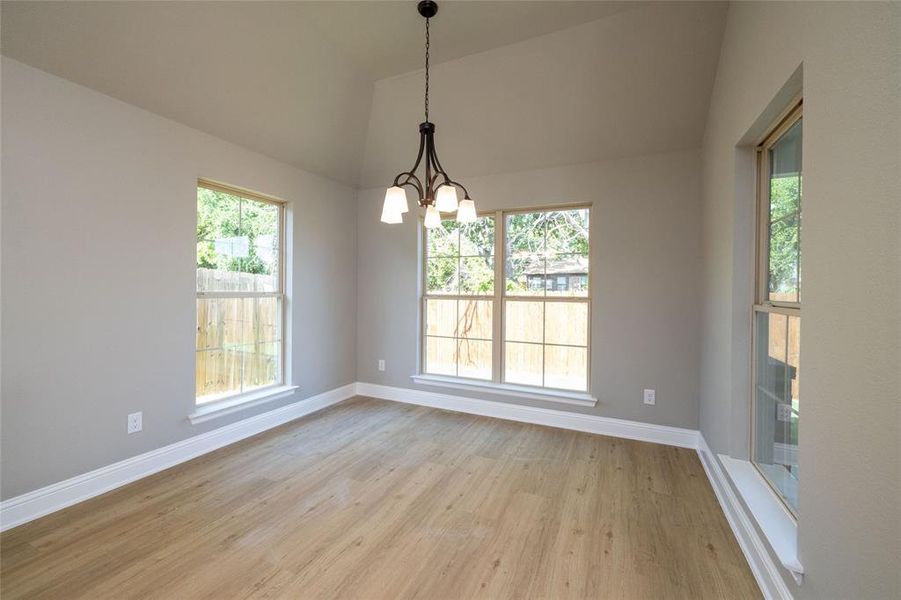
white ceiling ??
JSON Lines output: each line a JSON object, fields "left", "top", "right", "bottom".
{"left": 297, "top": 1, "right": 639, "bottom": 79}
{"left": 360, "top": 1, "right": 727, "bottom": 187}
{"left": 1, "top": 1, "right": 727, "bottom": 187}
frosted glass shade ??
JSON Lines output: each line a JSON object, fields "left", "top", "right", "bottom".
{"left": 384, "top": 186, "right": 409, "bottom": 214}
{"left": 380, "top": 202, "right": 403, "bottom": 224}
{"left": 435, "top": 185, "right": 459, "bottom": 212}
{"left": 424, "top": 205, "right": 441, "bottom": 228}
{"left": 456, "top": 199, "right": 477, "bottom": 223}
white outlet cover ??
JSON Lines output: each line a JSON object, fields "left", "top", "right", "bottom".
{"left": 128, "top": 411, "right": 143, "bottom": 434}
{"left": 643, "top": 389, "right": 656, "bottom": 405}
{"left": 378, "top": 359, "right": 385, "bottom": 372}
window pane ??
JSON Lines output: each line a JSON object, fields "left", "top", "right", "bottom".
{"left": 427, "top": 220, "right": 460, "bottom": 257}
{"left": 787, "top": 315, "right": 800, "bottom": 413}
{"left": 767, "top": 119, "right": 802, "bottom": 303}
{"left": 505, "top": 212, "right": 547, "bottom": 295}
{"left": 459, "top": 218, "right": 495, "bottom": 257}
{"left": 243, "top": 342, "right": 280, "bottom": 392}
{"left": 426, "top": 257, "right": 459, "bottom": 294}
{"left": 196, "top": 297, "right": 243, "bottom": 351}
{"left": 545, "top": 209, "right": 589, "bottom": 255}
{"left": 240, "top": 199, "right": 280, "bottom": 292}
{"left": 545, "top": 302, "right": 588, "bottom": 346}
{"left": 505, "top": 209, "right": 589, "bottom": 298}
{"left": 197, "top": 187, "right": 280, "bottom": 293}
{"left": 505, "top": 301, "right": 543, "bottom": 343}
{"left": 768, "top": 213, "right": 799, "bottom": 303}
{"left": 426, "top": 299, "right": 457, "bottom": 337}
{"left": 504, "top": 342, "right": 543, "bottom": 386}
{"left": 241, "top": 297, "right": 280, "bottom": 344}
{"left": 425, "top": 336, "right": 457, "bottom": 376}
{"left": 458, "top": 339, "right": 492, "bottom": 380}
{"left": 196, "top": 297, "right": 281, "bottom": 402}
{"left": 545, "top": 254, "right": 589, "bottom": 297}
{"left": 769, "top": 171, "right": 800, "bottom": 221}
{"left": 196, "top": 347, "right": 242, "bottom": 402}
{"left": 544, "top": 345, "right": 587, "bottom": 391}
{"left": 460, "top": 256, "right": 495, "bottom": 295}
{"left": 427, "top": 216, "right": 494, "bottom": 296}
{"left": 458, "top": 300, "right": 492, "bottom": 340}
{"left": 505, "top": 212, "right": 546, "bottom": 253}
{"left": 505, "top": 253, "right": 546, "bottom": 296}
{"left": 197, "top": 242, "right": 247, "bottom": 291}
{"left": 753, "top": 311, "right": 799, "bottom": 511}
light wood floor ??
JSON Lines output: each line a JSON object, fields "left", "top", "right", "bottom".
{"left": 1, "top": 397, "right": 760, "bottom": 599}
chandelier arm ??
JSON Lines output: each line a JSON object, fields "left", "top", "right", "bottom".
{"left": 427, "top": 142, "right": 452, "bottom": 203}
{"left": 424, "top": 128, "right": 434, "bottom": 203}
{"left": 392, "top": 172, "right": 424, "bottom": 199}
{"left": 444, "top": 180, "right": 471, "bottom": 199}
{"left": 406, "top": 128, "right": 427, "bottom": 177}
{"left": 428, "top": 171, "right": 447, "bottom": 192}
{"left": 428, "top": 138, "right": 450, "bottom": 182}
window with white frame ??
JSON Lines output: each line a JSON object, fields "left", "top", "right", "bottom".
{"left": 422, "top": 207, "right": 590, "bottom": 392}
{"left": 195, "top": 181, "right": 285, "bottom": 404}
{"left": 752, "top": 101, "right": 802, "bottom": 514}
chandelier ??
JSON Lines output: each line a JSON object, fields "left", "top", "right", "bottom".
{"left": 380, "top": 0, "right": 476, "bottom": 228}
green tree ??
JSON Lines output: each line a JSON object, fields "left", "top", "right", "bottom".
{"left": 196, "top": 188, "right": 278, "bottom": 275}
{"left": 768, "top": 176, "right": 801, "bottom": 297}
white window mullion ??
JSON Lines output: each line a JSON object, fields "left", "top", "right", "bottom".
{"left": 494, "top": 210, "right": 504, "bottom": 384}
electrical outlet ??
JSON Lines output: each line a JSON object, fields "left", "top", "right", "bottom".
{"left": 378, "top": 359, "right": 386, "bottom": 372}
{"left": 777, "top": 403, "right": 793, "bottom": 422}
{"left": 127, "top": 411, "right": 142, "bottom": 434}
{"left": 643, "top": 389, "right": 656, "bottom": 405}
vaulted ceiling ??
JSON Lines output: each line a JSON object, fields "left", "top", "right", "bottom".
{"left": 1, "top": 1, "right": 727, "bottom": 187}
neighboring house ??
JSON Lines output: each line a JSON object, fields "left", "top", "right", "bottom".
{"left": 524, "top": 255, "right": 588, "bottom": 293}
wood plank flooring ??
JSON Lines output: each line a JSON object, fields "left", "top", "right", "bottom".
{"left": 1, "top": 397, "right": 760, "bottom": 599}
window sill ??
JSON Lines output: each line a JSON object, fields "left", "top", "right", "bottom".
{"left": 719, "top": 454, "right": 804, "bottom": 584}
{"left": 189, "top": 385, "right": 298, "bottom": 424}
{"left": 410, "top": 374, "right": 597, "bottom": 407}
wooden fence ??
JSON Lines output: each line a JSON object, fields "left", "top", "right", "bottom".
{"left": 424, "top": 297, "right": 589, "bottom": 390}
{"left": 196, "top": 269, "right": 280, "bottom": 401}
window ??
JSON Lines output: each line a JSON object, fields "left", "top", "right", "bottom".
{"left": 423, "top": 216, "right": 496, "bottom": 380}
{"left": 422, "top": 207, "right": 590, "bottom": 393}
{"left": 752, "top": 102, "right": 802, "bottom": 514}
{"left": 196, "top": 181, "right": 285, "bottom": 404}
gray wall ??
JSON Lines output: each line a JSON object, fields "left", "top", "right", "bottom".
{"left": 357, "top": 150, "right": 703, "bottom": 429}
{"left": 0, "top": 58, "right": 357, "bottom": 499}
{"left": 699, "top": 3, "right": 900, "bottom": 598}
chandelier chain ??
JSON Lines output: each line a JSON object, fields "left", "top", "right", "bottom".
{"left": 425, "top": 17, "right": 430, "bottom": 122}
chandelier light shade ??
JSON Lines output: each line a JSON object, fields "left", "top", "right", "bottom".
{"left": 380, "top": 201, "right": 404, "bottom": 224}
{"left": 380, "top": 0, "right": 476, "bottom": 229}
{"left": 456, "top": 199, "right": 477, "bottom": 223}
{"left": 435, "top": 185, "right": 458, "bottom": 212}
{"left": 385, "top": 186, "right": 410, "bottom": 213}
{"left": 424, "top": 205, "right": 441, "bottom": 229}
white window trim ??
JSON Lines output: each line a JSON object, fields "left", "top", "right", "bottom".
{"left": 420, "top": 205, "right": 592, "bottom": 394}
{"left": 189, "top": 384, "right": 298, "bottom": 424}
{"left": 410, "top": 374, "right": 596, "bottom": 407}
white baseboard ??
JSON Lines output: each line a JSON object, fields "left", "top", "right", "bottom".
{"left": 696, "top": 434, "right": 793, "bottom": 600}
{"left": 356, "top": 381, "right": 699, "bottom": 449}
{"left": 0, "top": 383, "right": 356, "bottom": 532}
